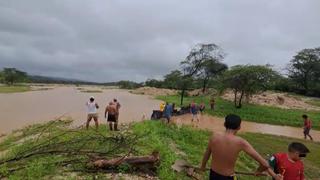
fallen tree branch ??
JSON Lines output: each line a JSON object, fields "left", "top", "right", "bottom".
{"left": 92, "top": 151, "right": 160, "bottom": 170}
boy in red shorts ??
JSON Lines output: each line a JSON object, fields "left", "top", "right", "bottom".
{"left": 302, "top": 114, "right": 313, "bottom": 140}
{"left": 257, "top": 142, "right": 310, "bottom": 180}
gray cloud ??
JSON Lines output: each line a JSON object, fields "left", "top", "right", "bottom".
{"left": 0, "top": 0, "right": 319, "bottom": 82}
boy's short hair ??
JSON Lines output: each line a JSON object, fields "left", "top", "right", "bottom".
{"left": 224, "top": 114, "right": 241, "bottom": 130}
{"left": 302, "top": 114, "right": 308, "bottom": 119}
{"left": 288, "top": 142, "right": 310, "bottom": 154}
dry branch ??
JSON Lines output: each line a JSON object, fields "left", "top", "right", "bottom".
{"left": 92, "top": 151, "right": 160, "bottom": 169}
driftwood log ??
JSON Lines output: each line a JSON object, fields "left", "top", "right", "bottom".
{"left": 92, "top": 151, "right": 160, "bottom": 170}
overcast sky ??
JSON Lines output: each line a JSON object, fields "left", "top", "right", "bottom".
{"left": 0, "top": 0, "right": 319, "bottom": 82}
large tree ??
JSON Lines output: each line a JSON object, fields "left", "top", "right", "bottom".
{"left": 288, "top": 47, "right": 320, "bottom": 95}
{"left": 2, "top": 68, "right": 28, "bottom": 85}
{"left": 163, "top": 70, "right": 183, "bottom": 89}
{"left": 220, "top": 65, "right": 278, "bottom": 108}
{"left": 179, "top": 43, "right": 225, "bottom": 105}
{"left": 145, "top": 79, "right": 163, "bottom": 88}
{"left": 0, "top": 71, "right": 3, "bottom": 83}
{"left": 198, "top": 59, "right": 228, "bottom": 93}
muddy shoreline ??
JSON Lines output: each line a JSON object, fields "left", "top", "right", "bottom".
{"left": 0, "top": 86, "right": 160, "bottom": 134}
{"left": 1, "top": 86, "right": 319, "bottom": 142}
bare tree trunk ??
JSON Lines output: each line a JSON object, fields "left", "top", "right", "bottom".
{"left": 234, "top": 90, "right": 238, "bottom": 108}
{"left": 92, "top": 151, "right": 160, "bottom": 169}
{"left": 237, "top": 91, "right": 245, "bottom": 108}
{"left": 180, "top": 89, "right": 185, "bottom": 106}
{"left": 202, "top": 77, "right": 209, "bottom": 93}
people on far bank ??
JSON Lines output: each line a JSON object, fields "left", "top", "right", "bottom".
{"left": 163, "top": 102, "right": 173, "bottom": 123}
{"left": 190, "top": 101, "right": 200, "bottom": 122}
{"left": 85, "top": 96, "right": 99, "bottom": 130}
{"left": 302, "top": 114, "right": 313, "bottom": 141}
{"left": 199, "top": 102, "right": 205, "bottom": 114}
{"left": 210, "top": 96, "right": 215, "bottom": 110}
{"left": 160, "top": 102, "right": 166, "bottom": 112}
{"left": 172, "top": 103, "right": 178, "bottom": 114}
{"left": 105, "top": 101, "right": 118, "bottom": 131}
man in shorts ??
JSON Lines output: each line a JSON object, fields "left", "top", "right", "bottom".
{"left": 190, "top": 101, "right": 199, "bottom": 122}
{"left": 199, "top": 102, "right": 205, "bottom": 114}
{"left": 86, "top": 96, "right": 99, "bottom": 130}
{"left": 210, "top": 96, "right": 215, "bottom": 110}
{"left": 200, "top": 114, "right": 281, "bottom": 180}
{"left": 302, "top": 114, "right": 313, "bottom": 140}
{"left": 105, "top": 102, "right": 118, "bottom": 131}
{"left": 113, "top": 98, "right": 121, "bottom": 130}
{"left": 163, "top": 102, "right": 173, "bottom": 123}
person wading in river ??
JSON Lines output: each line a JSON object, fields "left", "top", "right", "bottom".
{"left": 200, "top": 114, "right": 281, "bottom": 180}
{"left": 85, "top": 96, "right": 99, "bottom": 130}
{"left": 105, "top": 102, "right": 118, "bottom": 131}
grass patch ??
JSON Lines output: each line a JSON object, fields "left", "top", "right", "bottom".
{"left": 306, "top": 99, "right": 320, "bottom": 107}
{"left": 133, "top": 121, "right": 320, "bottom": 179}
{"left": 1, "top": 120, "right": 319, "bottom": 179}
{"left": 0, "top": 120, "right": 145, "bottom": 179}
{"left": 0, "top": 86, "right": 31, "bottom": 93}
{"left": 157, "top": 95, "right": 320, "bottom": 130}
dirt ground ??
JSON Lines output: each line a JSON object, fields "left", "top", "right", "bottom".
{"left": 171, "top": 114, "right": 320, "bottom": 142}
{"left": 130, "top": 87, "right": 320, "bottom": 111}
{"left": 222, "top": 90, "right": 320, "bottom": 111}
{"left": 130, "top": 87, "right": 178, "bottom": 96}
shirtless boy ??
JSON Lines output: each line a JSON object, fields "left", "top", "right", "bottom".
{"left": 200, "top": 114, "right": 281, "bottom": 180}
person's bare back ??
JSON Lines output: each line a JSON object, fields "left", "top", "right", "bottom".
{"left": 209, "top": 133, "right": 248, "bottom": 175}
{"left": 106, "top": 104, "right": 117, "bottom": 115}
{"left": 201, "top": 114, "right": 277, "bottom": 180}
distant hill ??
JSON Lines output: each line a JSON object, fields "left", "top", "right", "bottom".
{"left": 30, "top": 75, "right": 103, "bottom": 85}
{"left": 29, "top": 75, "right": 125, "bottom": 86}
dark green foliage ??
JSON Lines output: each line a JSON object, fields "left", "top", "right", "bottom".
{"left": 288, "top": 47, "right": 320, "bottom": 96}
{"left": 1, "top": 68, "right": 29, "bottom": 85}
{"left": 145, "top": 79, "right": 164, "bottom": 88}
{"left": 219, "top": 65, "right": 278, "bottom": 108}
{"left": 118, "top": 80, "right": 142, "bottom": 89}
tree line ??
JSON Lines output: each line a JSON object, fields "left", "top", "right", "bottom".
{"left": 0, "top": 68, "right": 143, "bottom": 89}
{"left": 145, "top": 44, "right": 320, "bottom": 107}
{"left": 2, "top": 44, "right": 319, "bottom": 108}
{"left": 0, "top": 68, "right": 29, "bottom": 85}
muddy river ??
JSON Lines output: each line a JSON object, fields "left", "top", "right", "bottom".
{"left": 0, "top": 86, "right": 160, "bottom": 134}
{"left": 0, "top": 86, "right": 319, "bottom": 142}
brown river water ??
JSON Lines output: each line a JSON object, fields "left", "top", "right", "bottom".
{"left": 0, "top": 86, "right": 319, "bottom": 142}
{"left": 0, "top": 86, "right": 160, "bottom": 134}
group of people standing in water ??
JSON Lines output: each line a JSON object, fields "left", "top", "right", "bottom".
{"left": 85, "top": 96, "right": 121, "bottom": 131}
